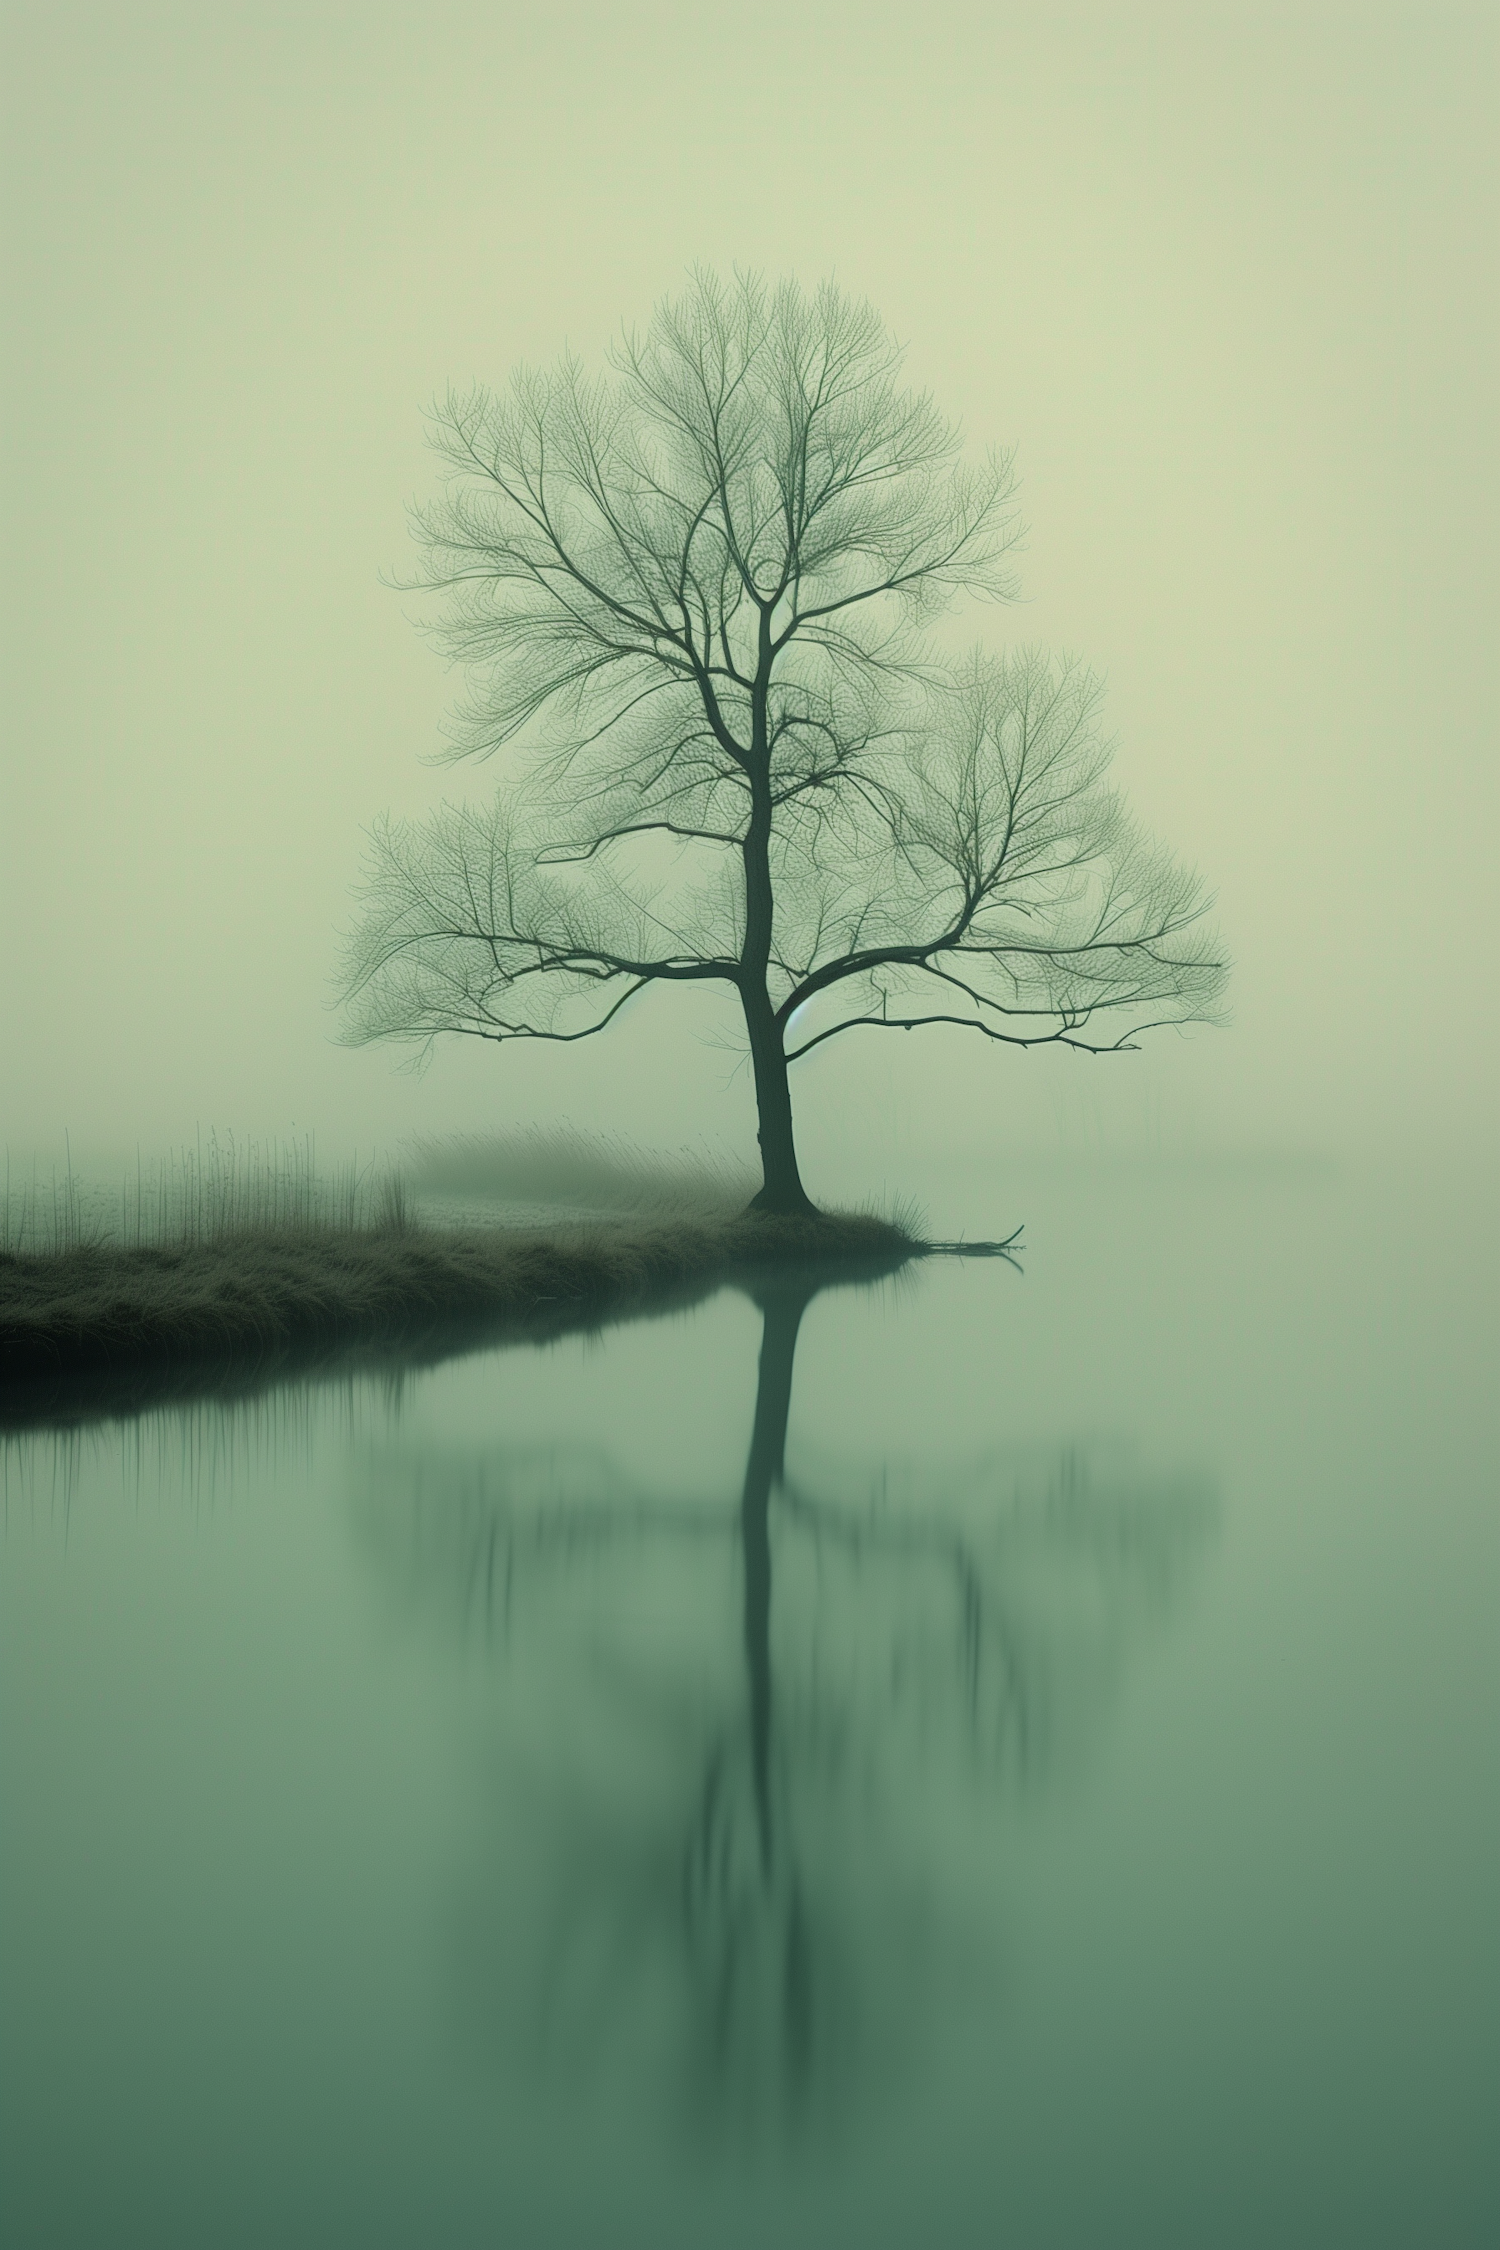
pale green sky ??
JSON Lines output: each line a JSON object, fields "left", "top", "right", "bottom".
{"left": 2, "top": 1, "right": 1494, "bottom": 1176}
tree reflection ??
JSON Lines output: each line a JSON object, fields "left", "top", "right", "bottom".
{"left": 356, "top": 1260, "right": 1213, "bottom": 2142}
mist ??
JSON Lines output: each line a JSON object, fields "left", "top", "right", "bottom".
{"left": 4, "top": 18, "right": 1497, "bottom": 2238}
{"left": 3, "top": 1, "right": 1493, "bottom": 1188}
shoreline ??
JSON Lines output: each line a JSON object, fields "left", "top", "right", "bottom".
{"left": 0, "top": 1209, "right": 925, "bottom": 1429}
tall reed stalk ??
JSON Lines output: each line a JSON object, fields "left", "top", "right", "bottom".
{"left": 1, "top": 1134, "right": 413, "bottom": 1257}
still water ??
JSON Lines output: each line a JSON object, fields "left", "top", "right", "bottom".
{"left": 3, "top": 1158, "right": 1496, "bottom": 2248}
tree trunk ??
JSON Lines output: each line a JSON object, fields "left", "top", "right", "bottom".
{"left": 741, "top": 635, "right": 817, "bottom": 1217}
{"left": 743, "top": 990, "right": 816, "bottom": 1214}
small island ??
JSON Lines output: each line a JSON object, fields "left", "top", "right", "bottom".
{"left": 0, "top": 1200, "right": 916, "bottom": 1398}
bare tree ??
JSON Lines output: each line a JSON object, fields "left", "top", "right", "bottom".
{"left": 339, "top": 272, "right": 1228, "bottom": 1212}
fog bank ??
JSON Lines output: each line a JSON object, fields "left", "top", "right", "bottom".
{"left": 3, "top": 2, "right": 1494, "bottom": 1172}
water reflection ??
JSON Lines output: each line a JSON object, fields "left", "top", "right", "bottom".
{"left": 357, "top": 1264, "right": 1215, "bottom": 2144}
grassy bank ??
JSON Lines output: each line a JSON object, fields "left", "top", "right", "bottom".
{"left": 0, "top": 1207, "right": 919, "bottom": 1405}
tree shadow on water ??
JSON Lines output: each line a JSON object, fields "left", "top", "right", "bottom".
{"left": 355, "top": 1258, "right": 1215, "bottom": 2150}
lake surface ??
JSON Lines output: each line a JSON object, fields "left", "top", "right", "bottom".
{"left": 3, "top": 1156, "right": 1496, "bottom": 2248}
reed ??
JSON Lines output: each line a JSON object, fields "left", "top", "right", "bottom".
{"left": 2, "top": 1133, "right": 412, "bottom": 1258}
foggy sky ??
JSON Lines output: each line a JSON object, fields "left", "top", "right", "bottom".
{"left": 2, "top": 1, "right": 1495, "bottom": 1179}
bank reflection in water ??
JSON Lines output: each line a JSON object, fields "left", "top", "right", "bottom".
{"left": 355, "top": 1264, "right": 1215, "bottom": 2142}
